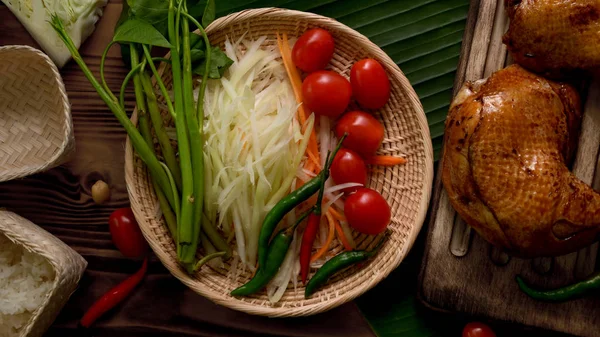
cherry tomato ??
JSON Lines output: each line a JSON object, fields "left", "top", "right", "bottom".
{"left": 462, "top": 322, "right": 496, "bottom": 337}
{"left": 109, "top": 208, "right": 148, "bottom": 259}
{"left": 292, "top": 28, "right": 335, "bottom": 73}
{"left": 330, "top": 148, "right": 367, "bottom": 191}
{"left": 344, "top": 188, "right": 391, "bottom": 235}
{"left": 302, "top": 70, "right": 352, "bottom": 118}
{"left": 350, "top": 58, "right": 391, "bottom": 109}
{"left": 335, "top": 111, "right": 385, "bottom": 157}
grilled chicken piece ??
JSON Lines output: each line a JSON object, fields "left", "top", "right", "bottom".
{"left": 441, "top": 65, "right": 600, "bottom": 257}
{"left": 503, "top": 0, "right": 600, "bottom": 77}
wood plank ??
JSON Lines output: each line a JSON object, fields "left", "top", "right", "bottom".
{"left": 418, "top": 0, "right": 600, "bottom": 335}
{"left": 0, "top": 2, "right": 376, "bottom": 336}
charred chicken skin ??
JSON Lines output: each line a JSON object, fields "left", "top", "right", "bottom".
{"left": 503, "top": 0, "right": 600, "bottom": 77}
{"left": 442, "top": 65, "right": 600, "bottom": 257}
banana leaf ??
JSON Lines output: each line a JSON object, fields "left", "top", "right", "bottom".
{"left": 216, "top": 1, "right": 471, "bottom": 336}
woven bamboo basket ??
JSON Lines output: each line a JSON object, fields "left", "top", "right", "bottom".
{"left": 0, "top": 210, "right": 87, "bottom": 337}
{"left": 0, "top": 45, "right": 74, "bottom": 182}
{"left": 125, "top": 8, "right": 433, "bottom": 317}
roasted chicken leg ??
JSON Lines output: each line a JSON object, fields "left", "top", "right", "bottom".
{"left": 442, "top": 65, "right": 600, "bottom": 257}
{"left": 503, "top": 0, "right": 600, "bottom": 77}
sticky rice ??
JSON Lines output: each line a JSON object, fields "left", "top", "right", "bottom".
{"left": 0, "top": 234, "right": 54, "bottom": 336}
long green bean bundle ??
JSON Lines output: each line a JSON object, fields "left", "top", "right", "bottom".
{"left": 50, "top": 0, "right": 230, "bottom": 271}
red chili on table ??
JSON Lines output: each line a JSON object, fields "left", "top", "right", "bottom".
{"left": 80, "top": 257, "right": 148, "bottom": 328}
{"left": 80, "top": 207, "right": 150, "bottom": 328}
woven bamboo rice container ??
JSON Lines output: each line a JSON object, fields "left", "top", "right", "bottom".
{"left": 0, "top": 45, "right": 74, "bottom": 182}
{"left": 0, "top": 210, "right": 87, "bottom": 337}
{"left": 125, "top": 8, "right": 433, "bottom": 317}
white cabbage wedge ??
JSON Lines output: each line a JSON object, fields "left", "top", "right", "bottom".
{"left": 3, "top": 0, "right": 108, "bottom": 67}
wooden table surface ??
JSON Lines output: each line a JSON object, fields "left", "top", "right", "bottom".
{"left": 0, "top": 2, "right": 376, "bottom": 336}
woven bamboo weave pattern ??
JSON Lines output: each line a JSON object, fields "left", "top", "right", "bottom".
{"left": 0, "top": 210, "right": 87, "bottom": 337}
{"left": 0, "top": 45, "right": 74, "bottom": 182}
{"left": 125, "top": 8, "right": 433, "bottom": 317}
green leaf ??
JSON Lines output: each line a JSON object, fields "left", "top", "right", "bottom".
{"left": 116, "top": 0, "right": 132, "bottom": 29}
{"left": 188, "top": 4, "right": 204, "bottom": 21}
{"left": 116, "top": 0, "right": 133, "bottom": 67}
{"left": 190, "top": 49, "right": 205, "bottom": 63}
{"left": 189, "top": 33, "right": 205, "bottom": 50}
{"left": 186, "top": 0, "right": 215, "bottom": 26}
{"left": 113, "top": 18, "right": 172, "bottom": 48}
{"left": 192, "top": 46, "right": 233, "bottom": 79}
{"left": 128, "top": 0, "right": 170, "bottom": 36}
{"left": 183, "top": 34, "right": 206, "bottom": 66}
{"left": 202, "top": 0, "right": 216, "bottom": 27}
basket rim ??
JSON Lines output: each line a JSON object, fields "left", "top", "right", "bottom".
{"left": 125, "top": 7, "right": 434, "bottom": 317}
{"left": 0, "top": 45, "right": 73, "bottom": 183}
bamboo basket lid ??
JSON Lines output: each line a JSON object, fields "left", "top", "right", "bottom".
{"left": 0, "top": 45, "right": 74, "bottom": 182}
{"left": 125, "top": 8, "right": 433, "bottom": 317}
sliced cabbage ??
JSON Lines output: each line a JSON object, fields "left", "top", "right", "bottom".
{"left": 2, "top": 0, "right": 108, "bottom": 67}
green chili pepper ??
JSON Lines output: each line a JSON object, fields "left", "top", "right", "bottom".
{"left": 257, "top": 173, "right": 322, "bottom": 268}
{"left": 231, "top": 208, "right": 314, "bottom": 297}
{"left": 305, "top": 235, "right": 386, "bottom": 298}
{"left": 257, "top": 134, "right": 347, "bottom": 268}
{"left": 516, "top": 272, "right": 600, "bottom": 302}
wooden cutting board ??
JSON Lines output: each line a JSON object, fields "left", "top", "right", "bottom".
{"left": 418, "top": 0, "right": 600, "bottom": 336}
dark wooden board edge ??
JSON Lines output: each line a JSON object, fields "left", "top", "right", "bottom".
{"left": 416, "top": 0, "right": 480, "bottom": 309}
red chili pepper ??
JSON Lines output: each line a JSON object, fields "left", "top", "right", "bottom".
{"left": 298, "top": 144, "right": 342, "bottom": 284}
{"left": 299, "top": 149, "right": 335, "bottom": 284}
{"left": 80, "top": 258, "right": 148, "bottom": 328}
{"left": 300, "top": 212, "right": 321, "bottom": 283}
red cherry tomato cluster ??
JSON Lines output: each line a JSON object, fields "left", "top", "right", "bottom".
{"left": 294, "top": 28, "right": 392, "bottom": 118}
{"left": 292, "top": 28, "right": 393, "bottom": 235}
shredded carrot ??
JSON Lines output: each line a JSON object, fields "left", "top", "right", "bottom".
{"left": 334, "top": 221, "right": 353, "bottom": 251}
{"left": 305, "top": 160, "right": 315, "bottom": 173}
{"left": 327, "top": 207, "right": 352, "bottom": 250}
{"left": 294, "top": 175, "right": 308, "bottom": 191}
{"left": 306, "top": 134, "right": 320, "bottom": 167}
{"left": 276, "top": 34, "right": 306, "bottom": 123}
{"left": 306, "top": 151, "right": 321, "bottom": 169}
{"left": 311, "top": 211, "right": 336, "bottom": 262}
{"left": 328, "top": 207, "right": 346, "bottom": 222}
{"left": 276, "top": 32, "right": 321, "bottom": 170}
{"left": 365, "top": 155, "right": 407, "bottom": 166}
{"left": 308, "top": 138, "right": 320, "bottom": 165}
